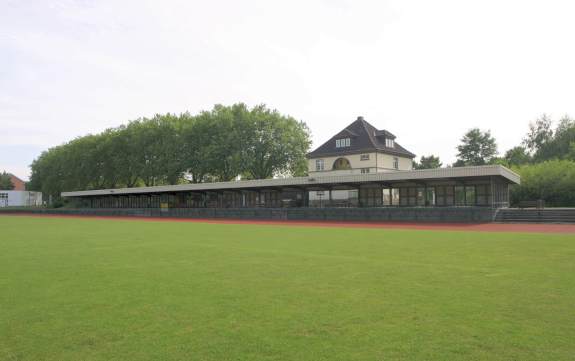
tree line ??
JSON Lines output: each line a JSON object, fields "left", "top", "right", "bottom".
{"left": 28, "top": 104, "right": 311, "bottom": 202}
{"left": 412, "top": 114, "right": 575, "bottom": 206}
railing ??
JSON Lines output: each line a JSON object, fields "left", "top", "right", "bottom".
{"left": 516, "top": 200, "right": 545, "bottom": 209}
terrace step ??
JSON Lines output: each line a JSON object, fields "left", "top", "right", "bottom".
{"left": 494, "top": 208, "right": 575, "bottom": 223}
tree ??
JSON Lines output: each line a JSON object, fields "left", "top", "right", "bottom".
{"left": 521, "top": 114, "right": 575, "bottom": 162}
{"left": 542, "top": 115, "right": 575, "bottom": 161}
{"left": 200, "top": 104, "right": 246, "bottom": 182}
{"left": 240, "top": 104, "right": 311, "bottom": 179}
{"left": 180, "top": 113, "right": 213, "bottom": 183}
{"left": 454, "top": 128, "right": 498, "bottom": 166}
{"left": 129, "top": 114, "right": 185, "bottom": 186}
{"left": 504, "top": 146, "right": 531, "bottom": 166}
{"left": 188, "top": 103, "right": 311, "bottom": 181}
{"left": 413, "top": 155, "right": 442, "bottom": 169}
{"left": 0, "top": 171, "right": 14, "bottom": 190}
{"left": 28, "top": 146, "right": 68, "bottom": 205}
{"left": 523, "top": 114, "right": 554, "bottom": 154}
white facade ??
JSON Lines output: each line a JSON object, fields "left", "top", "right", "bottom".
{"left": 308, "top": 151, "right": 413, "bottom": 177}
{"left": 0, "top": 191, "right": 43, "bottom": 207}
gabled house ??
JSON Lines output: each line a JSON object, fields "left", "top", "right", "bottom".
{"left": 307, "top": 116, "right": 415, "bottom": 176}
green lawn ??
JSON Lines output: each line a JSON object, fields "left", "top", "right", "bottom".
{"left": 1, "top": 216, "right": 574, "bottom": 361}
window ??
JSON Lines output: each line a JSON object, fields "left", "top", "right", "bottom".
{"left": 393, "top": 157, "right": 399, "bottom": 170}
{"left": 436, "top": 186, "right": 454, "bottom": 206}
{"left": 361, "top": 168, "right": 370, "bottom": 174}
{"left": 386, "top": 138, "right": 394, "bottom": 148}
{"left": 408, "top": 187, "right": 417, "bottom": 206}
{"left": 426, "top": 187, "right": 436, "bottom": 206}
{"left": 416, "top": 187, "right": 425, "bottom": 206}
{"left": 465, "top": 186, "right": 476, "bottom": 206}
{"left": 359, "top": 187, "right": 382, "bottom": 207}
{"left": 360, "top": 154, "right": 370, "bottom": 161}
{"left": 336, "top": 138, "right": 350, "bottom": 148}
{"left": 476, "top": 185, "right": 489, "bottom": 206}
{"left": 455, "top": 186, "right": 466, "bottom": 206}
{"left": 391, "top": 188, "right": 400, "bottom": 206}
{"left": 333, "top": 158, "right": 351, "bottom": 170}
{"left": 445, "top": 186, "right": 454, "bottom": 206}
{"left": 315, "top": 159, "right": 324, "bottom": 171}
{"left": 455, "top": 185, "right": 476, "bottom": 206}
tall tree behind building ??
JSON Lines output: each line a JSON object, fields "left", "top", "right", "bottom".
{"left": 413, "top": 155, "right": 442, "bottom": 169}
{"left": 454, "top": 128, "right": 498, "bottom": 166}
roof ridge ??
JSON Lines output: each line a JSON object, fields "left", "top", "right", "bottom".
{"left": 358, "top": 118, "right": 379, "bottom": 149}
{"left": 307, "top": 116, "right": 416, "bottom": 159}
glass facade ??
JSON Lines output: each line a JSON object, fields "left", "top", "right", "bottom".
{"left": 80, "top": 183, "right": 503, "bottom": 209}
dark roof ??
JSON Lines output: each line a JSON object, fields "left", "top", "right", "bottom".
{"left": 307, "top": 116, "right": 416, "bottom": 158}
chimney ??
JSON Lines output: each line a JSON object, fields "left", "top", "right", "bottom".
{"left": 357, "top": 116, "right": 364, "bottom": 121}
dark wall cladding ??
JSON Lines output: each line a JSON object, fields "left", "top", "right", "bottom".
{"left": 0, "top": 207, "right": 496, "bottom": 223}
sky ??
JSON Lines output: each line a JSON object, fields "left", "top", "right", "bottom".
{"left": 1, "top": 0, "right": 575, "bottom": 180}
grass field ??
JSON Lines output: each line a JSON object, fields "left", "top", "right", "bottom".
{"left": 1, "top": 216, "right": 574, "bottom": 360}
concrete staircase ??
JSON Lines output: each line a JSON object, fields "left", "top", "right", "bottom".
{"left": 494, "top": 208, "right": 575, "bottom": 223}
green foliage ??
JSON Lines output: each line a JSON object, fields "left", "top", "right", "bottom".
{"left": 413, "top": 155, "right": 442, "bottom": 169}
{"left": 498, "top": 114, "right": 575, "bottom": 206}
{"left": 28, "top": 103, "right": 311, "bottom": 198}
{"left": 510, "top": 159, "right": 575, "bottom": 206}
{"left": 504, "top": 146, "right": 531, "bottom": 166}
{"left": 523, "top": 114, "right": 554, "bottom": 154}
{"left": 523, "top": 114, "right": 575, "bottom": 162}
{"left": 0, "top": 171, "right": 14, "bottom": 190}
{"left": 455, "top": 128, "right": 498, "bottom": 166}
{"left": 240, "top": 104, "right": 311, "bottom": 179}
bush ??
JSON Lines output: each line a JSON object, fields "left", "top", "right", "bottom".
{"left": 510, "top": 160, "right": 575, "bottom": 207}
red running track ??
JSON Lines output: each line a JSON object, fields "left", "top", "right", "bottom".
{"left": 2, "top": 213, "right": 574, "bottom": 234}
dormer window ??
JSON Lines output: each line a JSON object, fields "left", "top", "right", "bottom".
{"left": 385, "top": 138, "right": 394, "bottom": 148}
{"left": 336, "top": 138, "right": 351, "bottom": 148}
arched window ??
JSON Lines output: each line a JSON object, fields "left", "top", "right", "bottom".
{"left": 333, "top": 157, "right": 352, "bottom": 170}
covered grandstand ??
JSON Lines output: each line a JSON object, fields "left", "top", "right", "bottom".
{"left": 62, "top": 165, "right": 519, "bottom": 210}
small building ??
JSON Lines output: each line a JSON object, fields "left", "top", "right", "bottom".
{"left": 307, "top": 116, "right": 415, "bottom": 176}
{"left": 0, "top": 191, "right": 43, "bottom": 207}
{"left": 306, "top": 116, "right": 417, "bottom": 205}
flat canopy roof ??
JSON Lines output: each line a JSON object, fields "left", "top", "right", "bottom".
{"left": 61, "top": 165, "right": 520, "bottom": 198}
